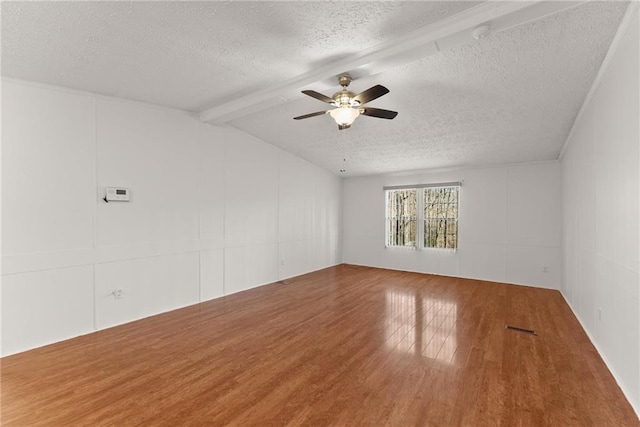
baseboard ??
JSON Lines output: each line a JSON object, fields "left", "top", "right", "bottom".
{"left": 343, "top": 262, "right": 559, "bottom": 290}
{"left": 560, "top": 290, "right": 640, "bottom": 420}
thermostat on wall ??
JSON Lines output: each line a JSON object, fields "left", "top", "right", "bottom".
{"left": 105, "top": 187, "right": 130, "bottom": 202}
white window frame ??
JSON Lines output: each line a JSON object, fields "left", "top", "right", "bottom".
{"left": 384, "top": 182, "right": 461, "bottom": 251}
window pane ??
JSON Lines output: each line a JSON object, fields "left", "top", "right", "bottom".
{"left": 386, "top": 189, "right": 417, "bottom": 247}
{"left": 387, "top": 219, "right": 416, "bottom": 247}
{"left": 424, "top": 186, "right": 459, "bottom": 249}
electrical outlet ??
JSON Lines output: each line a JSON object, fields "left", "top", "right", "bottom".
{"left": 542, "top": 266, "right": 549, "bottom": 273}
{"left": 112, "top": 289, "right": 124, "bottom": 299}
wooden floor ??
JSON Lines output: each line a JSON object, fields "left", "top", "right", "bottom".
{"left": 2, "top": 265, "right": 638, "bottom": 426}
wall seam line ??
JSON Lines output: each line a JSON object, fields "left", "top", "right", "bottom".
{"left": 92, "top": 97, "right": 98, "bottom": 331}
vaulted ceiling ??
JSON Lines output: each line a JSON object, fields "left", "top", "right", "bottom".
{"left": 1, "top": 1, "right": 629, "bottom": 176}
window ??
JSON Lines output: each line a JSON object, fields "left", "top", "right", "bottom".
{"left": 385, "top": 183, "right": 460, "bottom": 249}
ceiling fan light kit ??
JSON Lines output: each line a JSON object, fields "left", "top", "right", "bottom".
{"left": 329, "top": 106, "right": 360, "bottom": 128}
{"left": 294, "top": 74, "right": 398, "bottom": 130}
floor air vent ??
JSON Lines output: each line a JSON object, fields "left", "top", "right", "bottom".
{"left": 505, "top": 325, "right": 537, "bottom": 336}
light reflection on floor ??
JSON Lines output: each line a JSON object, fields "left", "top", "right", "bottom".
{"left": 385, "top": 288, "right": 457, "bottom": 364}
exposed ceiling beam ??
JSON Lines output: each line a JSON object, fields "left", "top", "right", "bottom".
{"left": 199, "top": 0, "right": 584, "bottom": 125}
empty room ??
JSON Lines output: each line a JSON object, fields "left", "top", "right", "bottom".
{"left": 1, "top": 1, "right": 638, "bottom": 425}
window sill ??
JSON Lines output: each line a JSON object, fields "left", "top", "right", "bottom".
{"left": 421, "top": 247, "right": 458, "bottom": 253}
{"left": 384, "top": 246, "right": 458, "bottom": 253}
{"left": 385, "top": 245, "right": 417, "bottom": 250}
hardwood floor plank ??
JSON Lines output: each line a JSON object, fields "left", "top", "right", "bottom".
{"left": 2, "top": 265, "right": 638, "bottom": 426}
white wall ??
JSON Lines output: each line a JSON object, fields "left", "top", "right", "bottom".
{"left": 1, "top": 79, "right": 342, "bottom": 356}
{"left": 343, "top": 162, "right": 562, "bottom": 289}
{"left": 561, "top": 6, "right": 639, "bottom": 415}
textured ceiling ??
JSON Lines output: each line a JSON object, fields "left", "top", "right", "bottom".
{"left": 1, "top": 1, "right": 629, "bottom": 176}
{"left": 229, "top": 1, "right": 628, "bottom": 175}
{"left": 1, "top": 1, "right": 478, "bottom": 112}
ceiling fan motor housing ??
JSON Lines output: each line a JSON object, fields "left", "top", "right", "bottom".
{"left": 332, "top": 90, "right": 358, "bottom": 107}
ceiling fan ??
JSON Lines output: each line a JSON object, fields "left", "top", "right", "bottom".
{"left": 294, "top": 75, "right": 398, "bottom": 130}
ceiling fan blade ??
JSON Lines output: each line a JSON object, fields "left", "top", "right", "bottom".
{"left": 293, "top": 111, "right": 328, "bottom": 120}
{"left": 301, "top": 90, "right": 335, "bottom": 104}
{"left": 353, "top": 85, "right": 389, "bottom": 105}
{"left": 361, "top": 107, "right": 398, "bottom": 119}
